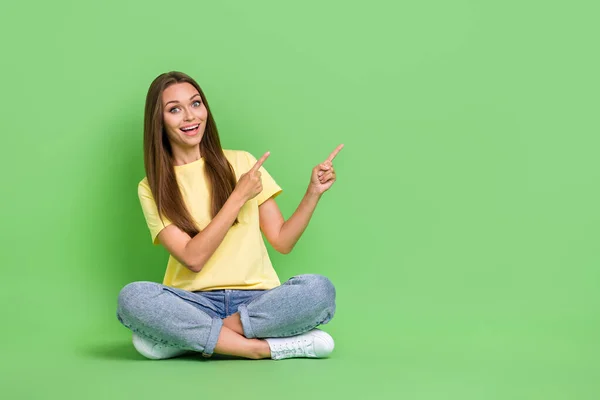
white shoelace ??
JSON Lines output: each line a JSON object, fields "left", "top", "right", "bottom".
{"left": 273, "top": 338, "right": 312, "bottom": 358}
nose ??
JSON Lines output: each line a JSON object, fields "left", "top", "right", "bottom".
{"left": 183, "top": 107, "right": 195, "bottom": 121}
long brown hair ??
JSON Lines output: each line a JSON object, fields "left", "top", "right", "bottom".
{"left": 143, "top": 71, "right": 238, "bottom": 238}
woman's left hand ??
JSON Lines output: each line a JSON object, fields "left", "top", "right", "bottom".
{"left": 308, "top": 144, "right": 344, "bottom": 195}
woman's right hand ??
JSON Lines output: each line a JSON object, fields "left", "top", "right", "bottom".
{"left": 234, "top": 151, "right": 270, "bottom": 202}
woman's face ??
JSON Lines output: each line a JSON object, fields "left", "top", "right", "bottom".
{"left": 161, "top": 82, "right": 208, "bottom": 150}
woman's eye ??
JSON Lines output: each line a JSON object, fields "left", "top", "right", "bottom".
{"left": 169, "top": 107, "right": 180, "bottom": 113}
{"left": 192, "top": 100, "right": 201, "bottom": 107}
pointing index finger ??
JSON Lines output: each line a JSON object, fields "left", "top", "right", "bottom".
{"left": 251, "top": 151, "right": 270, "bottom": 172}
{"left": 327, "top": 144, "right": 344, "bottom": 162}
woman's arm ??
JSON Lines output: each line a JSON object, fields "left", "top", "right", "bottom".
{"left": 259, "top": 190, "right": 321, "bottom": 254}
{"left": 158, "top": 192, "right": 247, "bottom": 272}
{"left": 159, "top": 152, "right": 271, "bottom": 272}
{"left": 259, "top": 144, "right": 344, "bottom": 254}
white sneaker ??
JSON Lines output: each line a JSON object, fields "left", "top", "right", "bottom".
{"left": 132, "top": 333, "right": 188, "bottom": 360}
{"left": 265, "top": 329, "right": 335, "bottom": 360}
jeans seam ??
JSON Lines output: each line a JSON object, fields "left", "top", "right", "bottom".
{"left": 117, "top": 312, "right": 186, "bottom": 348}
{"left": 225, "top": 291, "right": 229, "bottom": 316}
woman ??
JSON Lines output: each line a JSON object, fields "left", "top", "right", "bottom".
{"left": 116, "top": 71, "right": 343, "bottom": 360}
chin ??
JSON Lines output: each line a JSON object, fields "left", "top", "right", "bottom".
{"left": 194, "top": 134, "right": 206, "bottom": 145}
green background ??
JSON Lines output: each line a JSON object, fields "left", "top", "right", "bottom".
{"left": 2, "top": 0, "right": 599, "bottom": 398}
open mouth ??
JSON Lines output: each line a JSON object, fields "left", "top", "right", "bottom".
{"left": 180, "top": 124, "right": 200, "bottom": 136}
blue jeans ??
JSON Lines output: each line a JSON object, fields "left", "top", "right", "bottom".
{"left": 116, "top": 274, "right": 336, "bottom": 357}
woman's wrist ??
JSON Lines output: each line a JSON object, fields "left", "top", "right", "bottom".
{"left": 306, "top": 184, "right": 323, "bottom": 199}
{"left": 229, "top": 190, "right": 249, "bottom": 208}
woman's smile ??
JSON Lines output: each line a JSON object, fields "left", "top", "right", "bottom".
{"left": 180, "top": 123, "right": 201, "bottom": 136}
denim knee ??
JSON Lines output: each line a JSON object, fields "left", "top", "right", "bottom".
{"left": 294, "top": 274, "right": 335, "bottom": 298}
{"left": 117, "top": 281, "right": 162, "bottom": 322}
{"left": 294, "top": 274, "right": 336, "bottom": 320}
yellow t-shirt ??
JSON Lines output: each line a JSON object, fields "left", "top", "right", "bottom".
{"left": 137, "top": 149, "right": 283, "bottom": 291}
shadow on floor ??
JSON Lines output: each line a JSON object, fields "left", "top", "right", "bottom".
{"left": 78, "top": 341, "right": 253, "bottom": 362}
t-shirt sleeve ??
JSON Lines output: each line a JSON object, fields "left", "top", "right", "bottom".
{"left": 138, "top": 180, "right": 173, "bottom": 245}
{"left": 244, "top": 151, "right": 283, "bottom": 205}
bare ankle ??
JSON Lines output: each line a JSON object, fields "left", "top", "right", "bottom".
{"left": 250, "top": 339, "right": 271, "bottom": 359}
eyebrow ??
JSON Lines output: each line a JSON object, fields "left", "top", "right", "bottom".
{"left": 164, "top": 93, "right": 201, "bottom": 108}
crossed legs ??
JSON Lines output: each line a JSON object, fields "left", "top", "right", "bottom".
{"left": 215, "top": 313, "right": 271, "bottom": 359}
{"left": 117, "top": 274, "right": 336, "bottom": 359}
